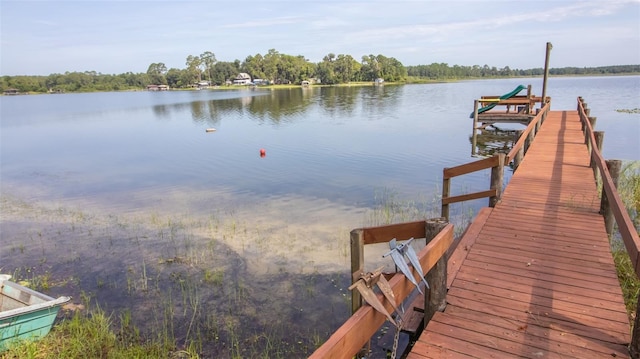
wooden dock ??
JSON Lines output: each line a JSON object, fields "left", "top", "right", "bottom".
{"left": 409, "top": 109, "right": 631, "bottom": 358}
{"left": 311, "top": 97, "right": 639, "bottom": 359}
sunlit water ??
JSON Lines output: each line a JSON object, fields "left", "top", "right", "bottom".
{"left": 1, "top": 76, "right": 638, "bottom": 357}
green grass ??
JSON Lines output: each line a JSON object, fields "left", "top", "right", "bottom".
{"left": 609, "top": 161, "right": 640, "bottom": 320}
{"left": 1, "top": 309, "right": 198, "bottom": 359}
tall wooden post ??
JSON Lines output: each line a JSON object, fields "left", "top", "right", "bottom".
{"left": 525, "top": 128, "right": 535, "bottom": 154}
{"left": 526, "top": 85, "right": 532, "bottom": 114}
{"left": 632, "top": 295, "right": 640, "bottom": 358}
{"left": 424, "top": 218, "right": 449, "bottom": 326}
{"left": 541, "top": 42, "right": 552, "bottom": 112}
{"left": 472, "top": 100, "right": 479, "bottom": 157}
{"left": 441, "top": 177, "right": 451, "bottom": 221}
{"left": 600, "top": 160, "right": 622, "bottom": 237}
{"left": 350, "top": 229, "right": 364, "bottom": 314}
{"left": 592, "top": 131, "right": 604, "bottom": 181}
{"left": 489, "top": 153, "right": 505, "bottom": 207}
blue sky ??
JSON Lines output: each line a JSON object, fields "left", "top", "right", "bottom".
{"left": 1, "top": 0, "right": 639, "bottom": 76}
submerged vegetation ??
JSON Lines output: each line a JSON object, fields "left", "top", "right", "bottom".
{"left": 1, "top": 167, "right": 637, "bottom": 356}
{"left": 2, "top": 185, "right": 464, "bottom": 358}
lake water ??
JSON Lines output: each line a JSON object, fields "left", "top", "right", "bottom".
{"left": 1, "top": 76, "right": 638, "bottom": 357}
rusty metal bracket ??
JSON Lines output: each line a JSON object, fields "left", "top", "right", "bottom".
{"left": 349, "top": 266, "right": 400, "bottom": 327}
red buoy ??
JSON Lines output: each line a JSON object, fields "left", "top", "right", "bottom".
{"left": 260, "top": 148, "right": 266, "bottom": 157}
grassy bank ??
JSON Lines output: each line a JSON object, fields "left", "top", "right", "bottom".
{"left": 610, "top": 161, "right": 640, "bottom": 318}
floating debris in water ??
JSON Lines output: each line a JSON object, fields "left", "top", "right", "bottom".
{"left": 615, "top": 108, "right": 640, "bottom": 114}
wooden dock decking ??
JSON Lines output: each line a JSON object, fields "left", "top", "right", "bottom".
{"left": 409, "top": 110, "right": 631, "bottom": 358}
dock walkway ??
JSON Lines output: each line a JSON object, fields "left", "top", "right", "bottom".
{"left": 408, "top": 110, "right": 631, "bottom": 358}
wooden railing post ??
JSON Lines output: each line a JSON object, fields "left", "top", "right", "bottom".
{"left": 441, "top": 177, "right": 451, "bottom": 221}
{"left": 472, "top": 100, "right": 479, "bottom": 131}
{"left": 513, "top": 130, "right": 524, "bottom": 171}
{"left": 632, "top": 296, "right": 640, "bottom": 358}
{"left": 424, "top": 218, "right": 449, "bottom": 326}
{"left": 526, "top": 85, "right": 532, "bottom": 114}
{"left": 592, "top": 131, "right": 604, "bottom": 181}
{"left": 350, "top": 229, "right": 364, "bottom": 314}
{"left": 489, "top": 153, "right": 505, "bottom": 207}
{"left": 600, "top": 159, "right": 622, "bottom": 237}
{"left": 525, "top": 127, "right": 535, "bottom": 154}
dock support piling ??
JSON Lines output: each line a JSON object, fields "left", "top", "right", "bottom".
{"left": 513, "top": 130, "right": 524, "bottom": 171}
{"left": 589, "top": 116, "right": 597, "bottom": 130}
{"left": 472, "top": 100, "right": 479, "bottom": 156}
{"left": 441, "top": 177, "right": 451, "bottom": 221}
{"left": 424, "top": 218, "right": 449, "bottom": 327}
{"left": 525, "top": 127, "right": 535, "bottom": 154}
{"left": 600, "top": 159, "right": 622, "bottom": 238}
{"left": 541, "top": 42, "right": 552, "bottom": 112}
{"left": 592, "top": 131, "right": 604, "bottom": 181}
{"left": 350, "top": 229, "right": 364, "bottom": 314}
{"left": 489, "top": 153, "right": 505, "bottom": 207}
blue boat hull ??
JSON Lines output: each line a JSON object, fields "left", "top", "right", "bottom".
{"left": 0, "top": 275, "right": 70, "bottom": 352}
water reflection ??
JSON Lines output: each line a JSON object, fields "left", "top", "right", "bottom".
{"left": 470, "top": 124, "right": 523, "bottom": 158}
{"left": 148, "top": 85, "right": 406, "bottom": 129}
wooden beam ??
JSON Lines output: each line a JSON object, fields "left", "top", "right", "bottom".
{"left": 443, "top": 156, "right": 499, "bottom": 179}
{"left": 310, "top": 225, "right": 454, "bottom": 359}
{"left": 361, "top": 220, "right": 427, "bottom": 245}
{"left": 442, "top": 189, "right": 496, "bottom": 205}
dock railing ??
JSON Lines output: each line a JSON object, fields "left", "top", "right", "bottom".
{"left": 310, "top": 223, "right": 453, "bottom": 359}
{"left": 577, "top": 97, "right": 640, "bottom": 355}
{"left": 442, "top": 100, "right": 551, "bottom": 221}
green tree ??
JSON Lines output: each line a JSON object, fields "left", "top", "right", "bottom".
{"left": 211, "top": 61, "right": 240, "bottom": 85}
{"left": 241, "top": 54, "right": 266, "bottom": 80}
{"left": 316, "top": 59, "right": 337, "bottom": 84}
{"left": 263, "top": 49, "right": 280, "bottom": 83}
{"left": 185, "top": 55, "right": 202, "bottom": 84}
{"left": 334, "top": 54, "right": 360, "bottom": 83}
{"left": 199, "top": 51, "right": 216, "bottom": 82}
{"left": 146, "top": 62, "right": 167, "bottom": 85}
{"left": 165, "top": 68, "right": 184, "bottom": 88}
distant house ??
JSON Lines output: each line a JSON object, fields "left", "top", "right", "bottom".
{"left": 233, "top": 73, "right": 252, "bottom": 85}
{"left": 301, "top": 80, "right": 310, "bottom": 87}
{"left": 3, "top": 88, "right": 19, "bottom": 95}
{"left": 147, "top": 84, "right": 169, "bottom": 91}
{"left": 196, "top": 81, "right": 210, "bottom": 89}
{"left": 374, "top": 78, "right": 385, "bottom": 85}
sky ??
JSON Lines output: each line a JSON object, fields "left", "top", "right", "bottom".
{"left": 1, "top": 0, "right": 639, "bottom": 76}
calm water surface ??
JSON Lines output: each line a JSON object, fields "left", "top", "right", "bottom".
{"left": 1, "top": 76, "right": 638, "bottom": 357}
{"left": 2, "top": 77, "right": 639, "bottom": 213}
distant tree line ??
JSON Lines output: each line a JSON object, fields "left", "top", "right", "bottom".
{"left": 1, "top": 48, "right": 638, "bottom": 94}
{"left": 405, "top": 63, "right": 640, "bottom": 79}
